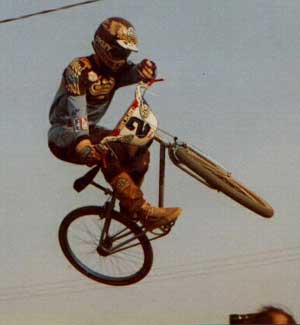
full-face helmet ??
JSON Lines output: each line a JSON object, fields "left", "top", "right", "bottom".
{"left": 92, "top": 17, "right": 139, "bottom": 71}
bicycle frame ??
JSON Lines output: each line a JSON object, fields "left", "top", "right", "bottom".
{"left": 75, "top": 131, "right": 219, "bottom": 254}
{"left": 71, "top": 79, "right": 227, "bottom": 255}
{"left": 83, "top": 153, "right": 173, "bottom": 253}
{"left": 60, "top": 77, "right": 274, "bottom": 286}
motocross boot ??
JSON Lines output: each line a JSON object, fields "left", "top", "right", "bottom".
{"left": 110, "top": 172, "right": 181, "bottom": 230}
{"left": 137, "top": 202, "right": 182, "bottom": 231}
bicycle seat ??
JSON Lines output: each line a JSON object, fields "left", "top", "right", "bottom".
{"left": 73, "top": 165, "right": 101, "bottom": 192}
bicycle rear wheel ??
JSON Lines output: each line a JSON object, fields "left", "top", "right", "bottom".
{"left": 171, "top": 145, "right": 274, "bottom": 218}
{"left": 59, "top": 206, "right": 153, "bottom": 286}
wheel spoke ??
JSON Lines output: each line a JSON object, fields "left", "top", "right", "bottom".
{"left": 174, "top": 146, "right": 274, "bottom": 218}
{"left": 59, "top": 207, "right": 153, "bottom": 285}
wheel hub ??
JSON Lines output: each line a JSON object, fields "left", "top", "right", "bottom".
{"left": 97, "top": 238, "right": 113, "bottom": 256}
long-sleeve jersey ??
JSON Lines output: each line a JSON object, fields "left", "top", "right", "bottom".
{"left": 49, "top": 55, "right": 140, "bottom": 144}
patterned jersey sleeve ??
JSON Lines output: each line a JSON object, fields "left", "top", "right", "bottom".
{"left": 63, "top": 57, "right": 91, "bottom": 95}
{"left": 63, "top": 58, "right": 92, "bottom": 142}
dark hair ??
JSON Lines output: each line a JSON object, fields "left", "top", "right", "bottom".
{"left": 252, "top": 305, "right": 297, "bottom": 324}
{"left": 229, "top": 306, "right": 297, "bottom": 324}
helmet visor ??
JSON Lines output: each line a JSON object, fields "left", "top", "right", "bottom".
{"left": 116, "top": 39, "right": 139, "bottom": 52}
{"left": 110, "top": 45, "right": 131, "bottom": 59}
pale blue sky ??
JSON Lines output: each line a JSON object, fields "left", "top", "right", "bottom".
{"left": 1, "top": 1, "right": 300, "bottom": 324}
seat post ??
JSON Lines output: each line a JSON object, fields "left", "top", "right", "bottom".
{"left": 158, "top": 142, "right": 166, "bottom": 207}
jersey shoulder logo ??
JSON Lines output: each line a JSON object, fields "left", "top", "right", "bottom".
{"left": 64, "top": 58, "right": 92, "bottom": 95}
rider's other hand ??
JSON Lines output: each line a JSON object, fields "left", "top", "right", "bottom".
{"left": 75, "top": 139, "right": 103, "bottom": 167}
{"left": 93, "top": 143, "right": 108, "bottom": 157}
{"left": 137, "top": 59, "right": 157, "bottom": 82}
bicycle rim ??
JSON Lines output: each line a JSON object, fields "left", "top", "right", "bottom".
{"left": 59, "top": 206, "right": 153, "bottom": 286}
{"left": 173, "top": 146, "right": 274, "bottom": 218}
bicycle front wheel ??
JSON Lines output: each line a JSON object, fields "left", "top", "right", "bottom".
{"left": 172, "top": 146, "right": 274, "bottom": 218}
{"left": 59, "top": 206, "right": 153, "bottom": 286}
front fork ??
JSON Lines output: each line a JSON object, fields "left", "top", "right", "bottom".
{"left": 98, "top": 197, "right": 116, "bottom": 249}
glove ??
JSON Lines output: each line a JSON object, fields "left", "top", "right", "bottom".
{"left": 137, "top": 59, "right": 157, "bottom": 82}
{"left": 75, "top": 139, "right": 107, "bottom": 167}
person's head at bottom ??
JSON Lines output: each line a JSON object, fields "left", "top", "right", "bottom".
{"left": 230, "top": 306, "right": 297, "bottom": 324}
{"left": 253, "top": 306, "right": 297, "bottom": 324}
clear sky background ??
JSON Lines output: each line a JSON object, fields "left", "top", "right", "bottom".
{"left": 1, "top": 0, "right": 300, "bottom": 324}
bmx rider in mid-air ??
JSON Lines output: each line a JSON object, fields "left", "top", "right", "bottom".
{"left": 48, "top": 17, "right": 181, "bottom": 230}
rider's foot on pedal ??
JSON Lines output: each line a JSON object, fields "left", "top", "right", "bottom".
{"left": 138, "top": 202, "right": 182, "bottom": 231}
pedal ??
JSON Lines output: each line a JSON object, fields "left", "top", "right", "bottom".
{"left": 160, "top": 220, "right": 176, "bottom": 232}
{"left": 149, "top": 220, "right": 176, "bottom": 235}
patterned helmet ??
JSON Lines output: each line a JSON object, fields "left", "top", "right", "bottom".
{"left": 92, "top": 17, "right": 139, "bottom": 71}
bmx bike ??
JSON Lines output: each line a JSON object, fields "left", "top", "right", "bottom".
{"left": 58, "top": 80, "right": 274, "bottom": 286}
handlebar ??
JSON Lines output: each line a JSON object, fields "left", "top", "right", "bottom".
{"left": 141, "top": 78, "right": 165, "bottom": 87}
{"left": 136, "top": 78, "right": 165, "bottom": 99}
{"left": 147, "top": 78, "right": 165, "bottom": 86}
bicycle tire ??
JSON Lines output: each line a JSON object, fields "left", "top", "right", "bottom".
{"left": 173, "top": 146, "right": 274, "bottom": 218}
{"left": 59, "top": 206, "right": 153, "bottom": 286}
